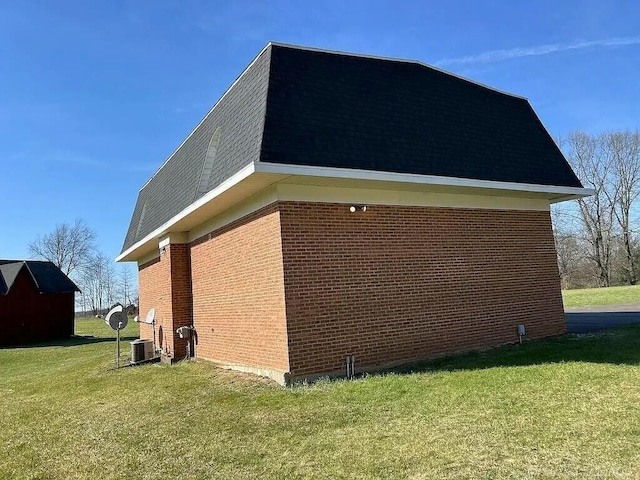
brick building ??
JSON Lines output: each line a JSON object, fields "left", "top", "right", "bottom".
{"left": 0, "top": 260, "right": 79, "bottom": 346}
{"left": 118, "top": 43, "right": 591, "bottom": 384}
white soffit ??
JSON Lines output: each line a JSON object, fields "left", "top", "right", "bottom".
{"left": 255, "top": 162, "right": 594, "bottom": 199}
{"left": 117, "top": 164, "right": 288, "bottom": 262}
{"left": 118, "top": 161, "right": 593, "bottom": 262}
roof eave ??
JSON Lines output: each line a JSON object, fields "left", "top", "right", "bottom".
{"left": 550, "top": 191, "right": 595, "bottom": 203}
{"left": 118, "top": 161, "right": 594, "bottom": 263}
{"left": 256, "top": 162, "right": 594, "bottom": 199}
{"left": 117, "top": 162, "right": 263, "bottom": 262}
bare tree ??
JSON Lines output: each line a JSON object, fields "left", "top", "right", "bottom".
{"left": 551, "top": 205, "right": 582, "bottom": 288}
{"left": 117, "top": 265, "right": 137, "bottom": 308}
{"left": 565, "top": 132, "right": 618, "bottom": 287}
{"left": 79, "top": 253, "right": 116, "bottom": 316}
{"left": 607, "top": 131, "right": 640, "bottom": 284}
{"left": 28, "top": 219, "right": 96, "bottom": 276}
{"left": 552, "top": 131, "right": 640, "bottom": 289}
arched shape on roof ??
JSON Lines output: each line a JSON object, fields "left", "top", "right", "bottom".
{"left": 195, "top": 127, "right": 222, "bottom": 200}
{"left": 135, "top": 200, "right": 148, "bottom": 239}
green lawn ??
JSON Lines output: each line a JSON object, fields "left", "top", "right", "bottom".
{"left": 563, "top": 284, "right": 640, "bottom": 308}
{"left": 1, "top": 319, "right": 640, "bottom": 479}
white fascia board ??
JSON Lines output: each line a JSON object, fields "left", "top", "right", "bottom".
{"left": 549, "top": 193, "right": 592, "bottom": 203}
{"left": 255, "top": 162, "right": 595, "bottom": 199}
{"left": 118, "top": 160, "right": 593, "bottom": 262}
{"left": 116, "top": 163, "right": 256, "bottom": 262}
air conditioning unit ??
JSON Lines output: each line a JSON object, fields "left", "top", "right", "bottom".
{"left": 131, "top": 339, "right": 155, "bottom": 363}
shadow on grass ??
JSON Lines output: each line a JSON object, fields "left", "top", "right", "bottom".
{"left": 0, "top": 335, "right": 139, "bottom": 349}
{"left": 387, "top": 324, "right": 640, "bottom": 376}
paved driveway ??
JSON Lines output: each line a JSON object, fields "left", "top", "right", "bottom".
{"left": 565, "top": 303, "right": 640, "bottom": 333}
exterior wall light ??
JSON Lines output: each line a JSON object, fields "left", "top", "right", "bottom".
{"left": 349, "top": 205, "right": 367, "bottom": 212}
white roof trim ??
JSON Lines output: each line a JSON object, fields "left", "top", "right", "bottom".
{"left": 255, "top": 162, "right": 595, "bottom": 198}
{"left": 116, "top": 163, "right": 256, "bottom": 262}
{"left": 118, "top": 160, "right": 593, "bottom": 262}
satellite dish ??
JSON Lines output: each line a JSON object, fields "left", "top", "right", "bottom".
{"left": 105, "top": 304, "right": 128, "bottom": 331}
{"left": 145, "top": 308, "right": 156, "bottom": 324}
{"left": 133, "top": 315, "right": 139, "bottom": 323}
{"left": 105, "top": 304, "right": 122, "bottom": 325}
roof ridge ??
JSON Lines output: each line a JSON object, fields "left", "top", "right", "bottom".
{"left": 0, "top": 261, "right": 27, "bottom": 293}
{"left": 267, "top": 41, "right": 528, "bottom": 101}
{"left": 21, "top": 262, "right": 41, "bottom": 291}
{"left": 0, "top": 259, "right": 51, "bottom": 263}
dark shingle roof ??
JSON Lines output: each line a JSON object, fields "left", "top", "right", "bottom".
{"left": 121, "top": 46, "right": 273, "bottom": 252}
{"left": 121, "top": 43, "right": 583, "bottom": 253}
{"left": 0, "top": 260, "right": 80, "bottom": 295}
{"left": 262, "top": 46, "right": 581, "bottom": 187}
{"left": 0, "top": 262, "right": 22, "bottom": 294}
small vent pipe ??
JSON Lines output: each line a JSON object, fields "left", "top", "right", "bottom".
{"left": 345, "top": 355, "right": 356, "bottom": 379}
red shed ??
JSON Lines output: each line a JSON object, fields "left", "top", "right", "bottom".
{"left": 0, "top": 260, "right": 79, "bottom": 346}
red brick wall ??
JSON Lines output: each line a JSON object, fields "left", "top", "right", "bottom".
{"left": 0, "top": 268, "right": 74, "bottom": 346}
{"left": 138, "top": 255, "right": 171, "bottom": 353}
{"left": 190, "top": 204, "right": 289, "bottom": 372}
{"left": 167, "top": 244, "right": 192, "bottom": 359}
{"left": 138, "top": 244, "right": 193, "bottom": 359}
{"left": 136, "top": 200, "right": 565, "bottom": 383}
{"left": 278, "top": 202, "right": 565, "bottom": 378}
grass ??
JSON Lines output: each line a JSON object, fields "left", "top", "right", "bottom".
{"left": 562, "top": 284, "right": 640, "bottom": 308}
{"left": 1, "top": 319, "right": 640, "bottom": 479}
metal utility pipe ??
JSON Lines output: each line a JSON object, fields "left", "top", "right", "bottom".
{"left": 345, "top": 355, "right": 356, "bottom": 379}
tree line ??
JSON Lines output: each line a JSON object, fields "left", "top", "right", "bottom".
{"left": 554, "top": 130, "right": 640, "bottom": 289}
{"left": 28, "top": 219, "right": 137, "bottom": 315}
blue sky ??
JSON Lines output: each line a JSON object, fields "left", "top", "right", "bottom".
{"left": 1, "top": 0, "right": 639, "bottom": 264}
